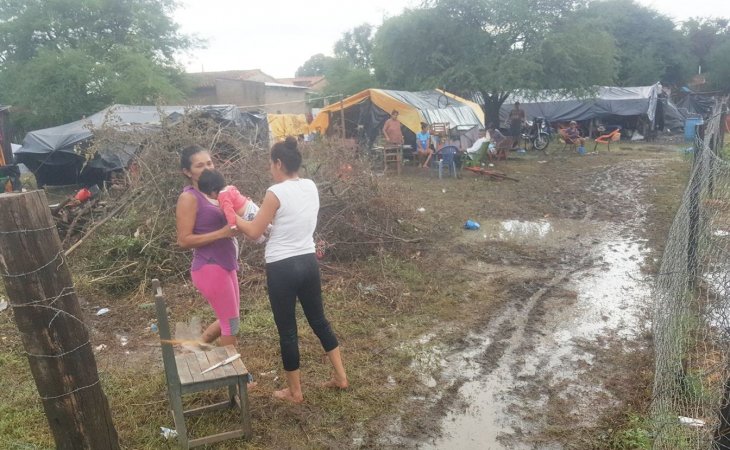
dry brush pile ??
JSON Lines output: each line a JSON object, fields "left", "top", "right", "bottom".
{"left": 68, "top": 111, "right": 416, "bottom": 296}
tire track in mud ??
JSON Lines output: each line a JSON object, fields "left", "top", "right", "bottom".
{"left": 415, "top": 159, "right": 659, "bottom": 449}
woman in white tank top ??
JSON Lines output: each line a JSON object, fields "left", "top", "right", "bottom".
{"left": 235, "top": 137, "right": 348, "bottom": 404}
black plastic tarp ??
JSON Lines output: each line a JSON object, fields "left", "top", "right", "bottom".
{"left": 16, "top": 104, "right": 248, "bottom": 186}
{"left": 497, "top": 84, "right": 662, "bottom": 124}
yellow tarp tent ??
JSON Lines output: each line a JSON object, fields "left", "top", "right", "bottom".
{"left": 267, "top": 113, "right": 310, "bottom": 141}
{"left": 310, "top": 88, "right": 484, "bottom": 135}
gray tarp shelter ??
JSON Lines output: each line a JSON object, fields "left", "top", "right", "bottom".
{"left": 497, "top": 83, "right": 683, "bottom": 129}
{"left": 16, "top": 104, "right": 252, "bottom": 186}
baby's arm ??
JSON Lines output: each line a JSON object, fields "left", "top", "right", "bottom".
{"left": 218, "top": 191, "right": 239, "bottom": 229}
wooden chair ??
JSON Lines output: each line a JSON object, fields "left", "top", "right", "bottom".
{"left": 382, "top": 145, "right": 403, "bottom": 175}
{"left": 430, "top": 122, "right": 450, "bottom": 138}
{"left": 152, "top": 279, "right": 252, "bottom": 449}
{"left": 593, "top": 128, "right": 621, "bottom": 152}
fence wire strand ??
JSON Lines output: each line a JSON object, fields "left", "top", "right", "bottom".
{"left": 652, "top": 102, "right": 730, "bottom": 449}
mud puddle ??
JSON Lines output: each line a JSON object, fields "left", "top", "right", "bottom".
{"left": 390, "top": 220, "right": 652, "bottom": 449}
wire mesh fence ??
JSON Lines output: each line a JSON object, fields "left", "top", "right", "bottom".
{"left": 652, "top": 101, "right": 730, "bottom": 449}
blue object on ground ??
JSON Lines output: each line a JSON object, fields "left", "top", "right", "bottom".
{"left": 684, "top": 116, "right": 703, "bottom": 141}
{"left": 464, "top": 220, "right": 480, "bottom": 230}
{"left": 577, "top": 146, "right": 586, "bottom": 155}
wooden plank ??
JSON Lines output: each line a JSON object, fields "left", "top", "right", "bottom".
{"left": 224, "top": 346, "right": 248, "bottom": 375}
{"left": 189, "top": 430, "right": 244, "bottom": 448}
{"left": 217, "top": 347, "right": 237, "bottom": 378}
{"left": 175, "top": 354, "right": 194, "bottom": 385}
{"left": 189, "top": 352, "right": 208, "bottom": 383}
{"left": 194, "top": 351, "right": 214, "bottom": 382}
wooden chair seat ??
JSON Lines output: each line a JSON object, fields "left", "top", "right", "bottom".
{"left": 152, "top": 279, "right": 252, "bottom": 449}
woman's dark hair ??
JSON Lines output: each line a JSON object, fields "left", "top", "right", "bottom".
{"left": 197, "top": 169, "right": 226, "bottom": 196}
{"left": 420, "top": 122, "right": 428, "bottom": 129}
{"left": 180, "top": 144, "right": 207, "bottom": 170}
{"left": 270, "top": 136, "right": 302, "bottom": 173}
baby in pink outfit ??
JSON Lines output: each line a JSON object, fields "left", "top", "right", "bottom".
{"left": 198, "top": 169, "right": 249, "bottom": 229}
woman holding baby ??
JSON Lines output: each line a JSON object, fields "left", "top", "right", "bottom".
{"left": 176, "top": 140, "right": 348, "bottom": 403}
{"left": 176, "top": 145, "right": 242, "bottom": 347}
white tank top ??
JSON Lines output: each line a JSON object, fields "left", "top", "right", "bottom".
{"left": 264, "top": 178, "right": 318, "bottom": 263}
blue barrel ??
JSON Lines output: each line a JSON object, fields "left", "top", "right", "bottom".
{"left": 684, "top": 116, "right": 703, "bottom": 141}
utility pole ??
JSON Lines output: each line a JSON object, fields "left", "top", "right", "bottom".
{"left": 0, "top": 190, "right": 119, "bottom": 449}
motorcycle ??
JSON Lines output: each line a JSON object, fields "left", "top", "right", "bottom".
{"left": 521, "top": 117, "right": 551, "bottom": 152}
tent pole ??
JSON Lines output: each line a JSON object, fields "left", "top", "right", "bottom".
{"left": 339, "top": 95, "right": 346, "bottom": 140}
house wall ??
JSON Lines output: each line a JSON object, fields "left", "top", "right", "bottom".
{"left": 185, "top": 79, "right": 308, "bottom": 114}
{"left": 187, "top": 86, "right": 218, "bottom": 105}
{"left": 216, "top": 79, "right": 265, "bottom": 107}
{"left": 263, "top": 87, "right": 307, "bottom": 114}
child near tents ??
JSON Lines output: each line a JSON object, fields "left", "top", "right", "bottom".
{"left": 198, "top": 169, "right": 268, "bottom": 243}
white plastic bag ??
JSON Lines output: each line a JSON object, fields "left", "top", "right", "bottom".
{"left": 241, "top": 200, "right": 270, "bottom": 244}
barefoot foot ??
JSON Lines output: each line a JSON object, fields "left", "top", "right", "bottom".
{"left": 321, "top": 378, "right": 349, "bottom": 389}
{"left": 273, "top": 387, "right": 304, "bottom": 404}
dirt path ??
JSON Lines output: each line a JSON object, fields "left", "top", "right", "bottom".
{"left": 378, "top": 149, "right": 686, "bottom": 448}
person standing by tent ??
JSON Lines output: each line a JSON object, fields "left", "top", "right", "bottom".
{"left": 235, "top": 137, "right": 348, "bottom": 404}
{"left": 176, "top": 145, "right": 242, "bottom": 348}
{"left": 508, "top": 102, "right": 525, "bottom": 149}
{"left": 383, "top": 110, "right": 404, "bottom": 146}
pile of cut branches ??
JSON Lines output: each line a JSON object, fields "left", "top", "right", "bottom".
{"left": 68, "top": 111, "right": 415, "bottom": 295}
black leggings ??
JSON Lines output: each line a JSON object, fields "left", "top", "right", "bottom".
{"left": 265, "top": 253, "right": 339, "bottom": 371}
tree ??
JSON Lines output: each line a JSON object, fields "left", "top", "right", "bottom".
{"left": 706, "top": 40, "right": 730, "bottom": 92}
{"left": 373, "top": 0, "right": 617, "bottom": 124}
{"left": 321, "top": 59, "right": 376, "bottom": 99}
{"left": 682, "top": 18, "right": 730, "bottom": 91}
{"left": 295, "top": 54, "right": 337, "bottom": 77}
{"left": 578, "top": 0, "right": 693, "bottom": 86}
{"left": 682, "top": 18, "right": 730, "bottom": 71}
{"left": 334, "top": 24, "right": 375, "bottom": 69}
{"left": 0, "top": 0, "right": 193, "bottom": 131}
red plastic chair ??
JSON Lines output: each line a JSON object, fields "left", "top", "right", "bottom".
{"left": 594, "top": 128, "right": 621, "bottom": 152}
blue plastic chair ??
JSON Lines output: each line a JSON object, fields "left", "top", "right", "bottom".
{"left": 433, "top": 145, "right": 459, "bottom": 179}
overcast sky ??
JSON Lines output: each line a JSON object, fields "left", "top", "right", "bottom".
{"left": 174, "top": 0, "right": 728, "bottom": 79}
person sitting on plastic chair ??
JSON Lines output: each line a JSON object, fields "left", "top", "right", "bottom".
{"left": 488, "top": 124, "right": 510, "bottom": 161}
{"left": 434, "top": 144, "right": 459, "bottom": 179}
{"left": 561, "top": 121, "right": 585, "bottom": 153}
{"left": 416, "top": 122, "right": 434, "bottom": 168}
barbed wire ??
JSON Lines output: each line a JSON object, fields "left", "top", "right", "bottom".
{"left": 0, "top": 250, "right": 64, "bottom": 278}
{"left": 0, "top": 227, "right": 102, "bottom": 400}
{"left": 0, "top": 225, "right": 57, "bottom": 235}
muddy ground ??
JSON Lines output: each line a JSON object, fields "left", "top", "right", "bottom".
{"left": 0, "top": 144, "right": 688, "bottom": 449}
{"left": 373, "top": 145, "right": 688, "bottom": 449}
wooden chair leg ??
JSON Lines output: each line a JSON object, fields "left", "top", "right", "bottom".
{"left": 169, "top": 388, "right": 189, "bottom": 449}
{"left": 238, "top": 377, "right": 253, "bottom": 438}
{"left": 228, "top": 384, "right": 237, "bottom": 407}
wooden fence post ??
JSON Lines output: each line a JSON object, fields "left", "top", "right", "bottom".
{"left": 0, "top": 190, "right": 119, "bottom": 449}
